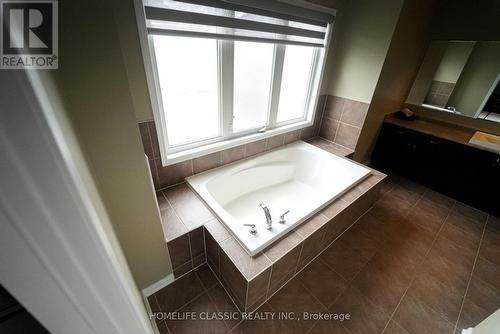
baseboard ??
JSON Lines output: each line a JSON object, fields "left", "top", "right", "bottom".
{"left": 142, "top": 273, "right": 175, "bottom": 297}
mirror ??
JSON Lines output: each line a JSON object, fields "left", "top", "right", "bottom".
{"left": 407, "top": 41, "right": 500, "bottom": 124}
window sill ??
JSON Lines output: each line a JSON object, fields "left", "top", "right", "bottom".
{"left": 162, "top": 120, "right": 312, "bottom": 166}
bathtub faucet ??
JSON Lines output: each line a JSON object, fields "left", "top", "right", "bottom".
{"left": 259, "top": 203, "right": 273, "bottom": 230}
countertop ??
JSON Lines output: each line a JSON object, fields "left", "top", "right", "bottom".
{"left": 384, "top": 114, "right": 476, "bottom": 146}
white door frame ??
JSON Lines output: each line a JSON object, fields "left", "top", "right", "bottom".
{"left": 0, "top": 69, "right": 155, "bottom": 333}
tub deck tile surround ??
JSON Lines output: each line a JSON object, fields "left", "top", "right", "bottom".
{"left": 148, "top": 176, "right": 500, "bottom": 334}
{"left": 156, "top": 138, "right": 359, "bottom": 277}
{"left": 155, "top": 143, "right": 387, "bottom": 310}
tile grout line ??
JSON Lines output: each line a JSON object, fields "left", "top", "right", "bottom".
{"left": 453, "top": 214, "right": 489, "bottom": 333}
{"left": 380, "top": 197, "right": 457, "bottom": 334}
{"left": 245, "top": 196, "right": 380, "bottom": 318}
{"left": 316, "top": 95, "right": 328, "bottom": 140}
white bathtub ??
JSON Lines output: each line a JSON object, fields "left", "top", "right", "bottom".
{"left": 186, "top": 141, "right": 371, "bottom": 255}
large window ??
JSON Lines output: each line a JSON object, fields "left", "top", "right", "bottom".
{"left": 139, "top": 0, "right": 334, "bottom": 163}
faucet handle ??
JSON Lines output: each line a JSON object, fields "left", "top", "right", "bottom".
{"left": 243, "top": 224, "right": 257, "bottom": 235}
{"left": 279, "top": 210, "right": 290, "bottom": 224}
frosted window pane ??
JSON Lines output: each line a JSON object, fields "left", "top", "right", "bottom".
{"left": 233, "top": 41, "right": 274, "bottom": 132}
{"left": 153, "top": 35, "right": 219, "bottom": 146}
{"left": 277, "top": 45, "right": 314, "bottom": 123}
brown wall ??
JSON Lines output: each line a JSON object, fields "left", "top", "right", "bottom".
{"left": 354, "top": 0, "right": 437, "bottom": 163}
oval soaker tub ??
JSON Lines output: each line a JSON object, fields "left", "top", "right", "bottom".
{"left": 186, "top": 141, "right": 370, "bottom": 256}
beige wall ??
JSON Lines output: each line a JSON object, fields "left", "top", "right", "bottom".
{"left": 354, "top": 0, "right": 436, "bottom": 162}
{"left": 44, "top": 0, "right": 172, "bottom": 289}
{"left": 433, "top": 41, "right": 475, "bottom": 83}
{"left": 112, "top": 0, "right": 155, "bottom": 122}
{"left": 320, "top": 0, "right": 404, "bottom": 103}
{"left": 447, "top": 42, "right": 500, "bottom": 117}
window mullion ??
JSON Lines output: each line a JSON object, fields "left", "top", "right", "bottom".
{"left": 219, "top": 39, "right": 234, "bottom": 139}
{"left": 268, "top": 44, "right": 285, "bottom": 129}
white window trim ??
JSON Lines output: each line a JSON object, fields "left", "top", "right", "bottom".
{"left": 134, "top": 0, "right": 335, "bottom": 166}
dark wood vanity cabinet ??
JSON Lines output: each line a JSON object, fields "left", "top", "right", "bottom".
{"left": 372, "top": 122, "right": 500, "bottom": 216}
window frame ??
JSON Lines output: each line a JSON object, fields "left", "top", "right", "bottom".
{"left": 134, "top": 0, "right": 335, "bottom": 166}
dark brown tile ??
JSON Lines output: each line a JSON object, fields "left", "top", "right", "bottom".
{"left": 192, "top": 152, "right": 220, "bottom": 174}
{"left": 321, "top": 200, "right": 348, "bottom": 220}
{"left": 266, "top": 244, "right": 301, "bottom": 297}
{"left": 205, "top": 232, "right": 220, "bottom": 274}
{"left": 297, "top": 223, "right": 328, "bottom": 270}
{"left": 268, "top": 279, "right": 326, "bottom": 333}
{"left": 297, "top": 258, "right": 347, "bottom": 308}
{"left": 421, "top": 189, "right": 455, "bottom": 209}
{"left": 189, "top": 227, "right": 205, "bottom": 258}
{"left": 155, "top": 271, "right": 205, "bottom": 313}
{"left": 393, "top": 291, "right": 455, "bottom": 334}
{"left": 149, "top": 158, "right": 160, "bottom": 190}
{"left": 381, "top": 218, "right": 435, "bottom": 267}
{"left": 383, "top": 320, "right": 410, "bottom": 334}
{"left": 164, "top": 183, "right": 195, "bottom": 206}
{"left": 147, "top": 294, "right": 162, "bottom": 324}
{"left": 219, "top": 250, "right": 247, "bottom": 311}
{"left": 160, "top": 207, "right": 188, "bottom": 241}
{"left": 266, "top": 135, "right": 285, "bottom": 150}
{"left": 340, "top": 99, "right": 368, "bottom": 127}
{"left": 204, "top": 219, "right": 232, "bottom": 243}
{"left": 324, "top": 95, "right": 345, "bottom": 120}
{"left": 221, "top": 145, "right": 245, "bottom": 165}
{"left": 439, "top": 219, "right": 483, "bottom": 253}
{"left": 408, "top": 270, "right": 465, "bottom": 324}
{"left": 247, "top": 268, "right": 271, "bottom": 311}
{"left": 245, "top": 139, "right": 267, "bottom": 157}
{"left": 421, "top": 238, "right": 474, "bottom": 296}
{"left": 148, "top": 121, "right": 161, "bottom": 159}
{"left": 453, "top": 202, "right": 488, "bottom": 223}
{"left": 263, "top": 231, "right": 302, "bottom": 263}
{"left": 461, "top": 275, "right": 500, "bottom": 322}
{"left": 157, "top": 320, "right": 169, "bottom": 334}
{"left": 354, "top": 207, "right": 401, "bottom": 245}
{"left": 334, "top": 122, "right": 360, "bottom": 150}
{"left": 195, "top": 264, "right": 219, "bottom": 291}
{"left": 472, "top": 257, "right": 500, "bottom": 292}
{"left": 407, "top": 200, "right": 449, "bottom": 235}
{"left": 320, "top": 225, "right": 379, "bottom": 281}
{"left": 232, "top": 303, "right": 288, "bottom": 334}
{"left": 351, "top": 250, "right": 416, "bottom": 314}
{"left": 166, "top": 184, "right": 214, "bottom": 230}
{"left": 372, "top": 192, "right": 412, "bottom": 223}
{"left": 138, "top": 122, "right": 153, "bottom": 159}
{"left": 157, "top": 159, "right": 193, "bottom": 189}
{"left": 308, "top": 320, "right": 351, "bottom": 334}
{"left": 456, "top": 298, "right": 491, "bottom": 331}
{"left": 445, "top": 209, "right": 486, "bottom": 238}
{"left": 167, "top": 234, "right": 191, "bottom": 269}
{"left": 207, "top": 284, "right": 240, "bottom": 329}
{"left": 322, "top": 203, "right": 353, "bottom": 245}
{"left": 390, "top": 178, "right": 427, "bottom": 205}
{"left": 156, "top": 191, "right": 170, "bottom": 211}
{"left": 220, "top": 237, "right": 272, "bottom": 280}
{"left": 173, "top": 260, "right": 193, "bottom": 278}
{"left": 319, "top": 117, "right": 338, "bottom": 142}
{"left": 329, "top": 285, "right": 390, "bottom": 334}
{"left": 479, "top": 217, "right": 500, "bottom": 267}
{"left": 193, "top": 253, "right": 206, "bottom": 267}
{"left": 165, "top": 292, "right": 228, "bottom": 334}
